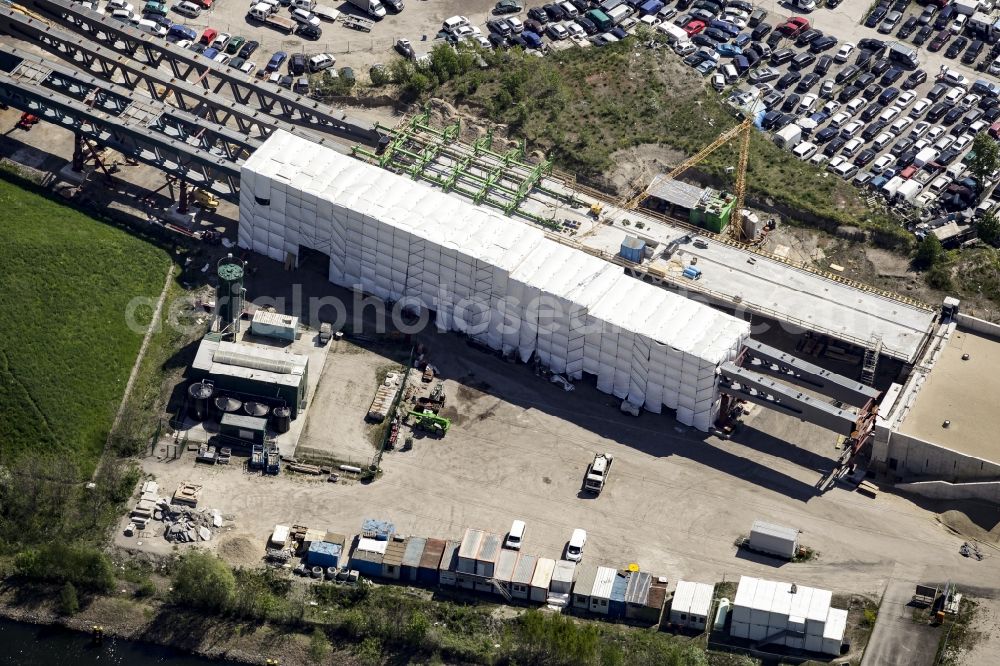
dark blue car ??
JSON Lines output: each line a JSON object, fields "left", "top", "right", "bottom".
{"left": 521, "top": 30, "right": 543, "bottom": 48}
{"left": 267, "top": 51, "right": 288, "bottom": 72}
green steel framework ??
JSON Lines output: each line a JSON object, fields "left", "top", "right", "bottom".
{"left": 352, "top": 107, "right": 576, "bottom": 230}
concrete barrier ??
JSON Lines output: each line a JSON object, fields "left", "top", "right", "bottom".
{"left": 895, "top": 479, "right": 1000, "bottom": 503}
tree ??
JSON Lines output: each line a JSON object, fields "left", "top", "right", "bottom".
{"left": 968, "top": 132, "right": 1000, "bottom": 198}
{"left": 914, "top": 234, "right": 945, "bottom": 270}
{"left": 58, "top": 582, "right": 79, "bottom": 616}
{"left": 309, "top": 628, "right": 331, "bottom": 661}
{"left": 171, "top": 550, "right": 235, "bottom": 612}
{"left": 978, "top": 212, "right": 1000, "bottom": 246}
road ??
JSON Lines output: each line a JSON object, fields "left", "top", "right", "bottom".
{"left": 862, "top": 576, "right": 941, "bottom": 666}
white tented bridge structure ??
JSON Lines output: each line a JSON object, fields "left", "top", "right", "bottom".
{"left": 238, "top": 131, "right": 750, "bottom": 430}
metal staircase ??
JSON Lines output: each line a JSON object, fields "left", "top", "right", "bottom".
{"left": 861, "top": 335, "right": 882, "bottom": 386}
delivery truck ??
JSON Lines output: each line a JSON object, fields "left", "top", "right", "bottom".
{"left": 347, "top": 0, "right": 386, "bottom": 18}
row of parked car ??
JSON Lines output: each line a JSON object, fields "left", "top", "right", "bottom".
{"left": 864, "top": 0, "right": 1000, "bottom": 75}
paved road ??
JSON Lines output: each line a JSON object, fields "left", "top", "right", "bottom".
{"left": 863, "top": 577, "right": 942, "bottom": 666}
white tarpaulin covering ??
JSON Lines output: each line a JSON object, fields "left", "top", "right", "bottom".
{"left": 239, "top": 131, "right": 750, "bottom": 430}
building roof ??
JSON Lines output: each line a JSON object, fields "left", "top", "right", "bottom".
{"left": 646, "top": 175, "right": 706, "bottom": 210}
{"left": 383, "top": 537, "right": 407, "bottom": 567}
{"left": 438, "top": 540, "right": 459, "bottom": 572}
{"left": 252, "top": 309, "right": 299, "bottom": 331}
{"left": 512, "top": 553, "right": 537, "bottom": 585}
{"left": 494, "top": 549, "right": 519, "bottom": 583}
{"left": 823, "top": 607, "right": 848, "bottom": 641}
{"left": 219, "top": 413, "right": 267, "bottom": 430}
{"left": 610, "top": 571, "right": 629, "bottom": 602}
{"left": 531, "top": 558, "right": 556, "bottom": 588}
{"left": 242, "top": 131, "right": 750, "bottom": 367}
{"left": 323, "top": 532, "right": 347, "bottom": 547}
{"left": 751, "top": 520, "right": 799, "bottom": 543}
{"left": 308, "top": 541, "right": 342, "bottom": 557}
{"left": 735, "top": 576, "right": 833, "bottom": 624}
{"left": 476, "top": 533, "right": 502, "bottom": 564}
{"left": 552, "top": 560, "right": 578, "bottom": 585}
{"left": 674, "top": 580, "right": 715, "bottom": 616}
{"left": 355, "top": 537, "right": 388, "bottom": 555}
{"left": 574, "top": 564, "right": 599, "bottom": 597}
{"left": 361, "top": 518, "right": 395, "bottom": 538}
{"left": 402, "top": 536, "right": 426, "bottom": 568}
{"left": 419, "top": 538, "right": 446, "bottom": 570}
{"left": 459, "top": 528, "right": 485, "bottom": 562}
{"left": 625, "top": 571, "right": 652, "bottom": 605}
{"left": 192, "top": 337, "right": 307, "bottom": 388}
{"left": 591, "top": 566, "right": 617, "bottom": 600}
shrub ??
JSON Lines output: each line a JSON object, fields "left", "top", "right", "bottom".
{"left": 14, "top": 542, "right": 115, "bottom": 593}
{"left": 914, "top": 235, "right": 945, "bottom": 270}
{"left": 170, "top": 550, "right": 235, "bottom": 612}
{"left": 58, "top": 582, "right": 79, "bottom": 616}
{"left": 309, "top": 627, "right": 331, "bottom": 661}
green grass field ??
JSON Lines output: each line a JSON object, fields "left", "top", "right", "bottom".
{"left": 0, "top": 178, "right": 170, "bottom": 475}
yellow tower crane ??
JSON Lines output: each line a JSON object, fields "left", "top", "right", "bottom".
{"left": 626, "top": 118, "right": 754, "bottom": 242}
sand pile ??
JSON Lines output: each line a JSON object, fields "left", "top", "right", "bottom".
{"left": 938, "top": 510, "right": 1000, "bottom": 545}
{"left": 217, "top": 535, "right": 261, "bottom": 567}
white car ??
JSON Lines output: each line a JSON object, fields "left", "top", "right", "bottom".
{"left": 835, "top": 42, "right": 855, "bottom": 63}
{"left": 722, "top": 12, "right": 747, "bottom": 28}
{"left": 798, "top": 93, "right": 818, "bottom": 113}
{"left": 940, "top": 68, "right": 969, "bottom": 88}
{"left": 845, "top": 97, "right": 866, "bottom": 115}
{"left": 712, "top": 72, "right": 726, "bottom": 91}
{"left": 822, "top": 100, "right": 840, "bottom": 115}
{"left": 841, "top": 120, "right": 864, "bottom": 138}
{"left": 871, "top": 154, "right": 893, "bottom": 174}
{"left": 566, "top": 22, "right": 585, "bottom": 38}
{"left": 890, "top": 116, "right": 912, "bottom": 134}
{"left": 944, "top": 87, "right": 964, "bottom": 104}
{"left": 933, "top": 135, "right": 954, "bottom": 151}
{"left": 546, "top": 22, "right": 569, "bottom": 40}
{"left": 565, "top": 529, "right": 587, "bottom": 562}
{"left": 210, "top": 32, "right": 231, "bottom": 51}
{"left": 106, "top": 0, "right": 133, "bottom": 10}
{"left": 792, "top": 141, "right": 817, "bottom": 160}
{"left": 240, "top": 61, "right": 256, "bottom": 75}
{"left": 879, "top": 105, "right": 901, "bottom": 122}
{"left": 826, "top": 155, "right": 847, "bottom": 172}
{"left": 473, "top": 34, "right": 491, "bottom": 48}
{"left": 841, "top": 137, "right": 864, "bottom": 157}
{"left": 505, "top": 16, "right": 523, "bottom": 33}
{"left": 109, "top": 7, "right": 134, "bottom": 20}
{"left": 950, "top": 14, "right": 967, "bottom": 34}
{"left": 926, "top": 125, "right": 945, "bottom": 141}
{"left": 213, "top": 53, "right": 230, "bottom": 65}
{"left": 953, "top": 134, "right": 973, "bottom": 152}
{"left": 910, "top": 98, "right": 931, "bottom": 118}
{"left": 910, "top": 121, "right": 931, "bottom": 139}
{"left": 792, "top": 0, "right": 816, "bottom": 10}
{"left": 896, "top": 90, "right": 916, "bottom": 107}
{"left": 640, "top": 14, "right": 661, "bottom": 28}
{"left": 828, "top": 111, "right": 850, "bottom": 128}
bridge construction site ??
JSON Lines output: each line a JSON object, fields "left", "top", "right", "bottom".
{"left": 6, "top": 0, "right": 1000, "bottom": 604}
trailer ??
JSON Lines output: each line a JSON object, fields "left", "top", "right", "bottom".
{"left": 248, "top": 4, "right": 296, "bottom": 33}
{"left": 342, "top": 14, "right": 375, "bottom": 31}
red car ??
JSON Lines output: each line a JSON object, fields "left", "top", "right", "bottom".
{"left": 199, "top": 28, "right": 218, "bottom": 46}
{"left": 777, "top": 17, "right": 810, "bottom": 37}
{"left": 684, "top": 19, "right": 706, "bottom": 36}
{"left": 900, "top": 165, "right": 918, "bottom": 180}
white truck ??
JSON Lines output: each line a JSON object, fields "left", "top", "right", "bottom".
{"left": 346, "top": 0, "right": 386, "bottom": 18}
{"left": 584, "top": 453, "right": 613, "bottom": 494}
{"left": 248, "top": 4, "right": 295, "bottom": 32}
{"left": 774, "top": 124, "right": 802, "bottom": 150}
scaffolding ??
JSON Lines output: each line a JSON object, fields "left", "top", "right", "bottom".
{"left": 353, "top": 107, "right": 571, "bottom": 229}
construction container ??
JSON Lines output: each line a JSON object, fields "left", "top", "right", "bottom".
{"left": 670, "top": 580, "right": 715, "bottom": 630}
{"left": 572, "top": 563, "right": 599, "bottom": 611}
{"left": 361, "top": 518, "right": 395, "bottom": 541}
{"left": 418, "top": 538, "right": 446, "bottom": 585}
{"left": 381, "top": 535, "right": 407, "bottom": 580}
{"left": 511, "top": 553, "right": 536, "bottom": 600}
{"left": 350, "top": 537, "right": 388, "bottom": 578}
{"left": 491, "top": 549, "right": 519, "bottom": 597}
{"left": 475, "top": 532, "right": 502, "bottom": 579}
{"left": 457, "top": 528, "right": 485, "bottom": 575}
{"left": 530, "top": 558, "right": 556, "bottom": 603}
{"left": 218, "top": 413, "right": 267, "bottom": 446}
{"left": 438, "top": 540, "right": 459, "bottom": 586}
{"left": 307, "top": 541, "right": 342, "bottom": 568}
{"left": 401, "top": 536, "right": 425, "bottom": 582}
{"left": 250, "top": 309, "right": 299, "bottom": 342}
{"left": 548, "top": 560, "right": 577, "bottom": 608}
{"left": 619, "top": 235, "right": 646, "bottom": 263}
{"left": 588, "top": 566, "right": 616, "bottom": 615}
{"left": 749, "top": 520, "right": 800, "bottom": 559}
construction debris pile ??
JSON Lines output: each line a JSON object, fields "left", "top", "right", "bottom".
{"left": 124, "top": 480, "right": 229, "bottom": 544}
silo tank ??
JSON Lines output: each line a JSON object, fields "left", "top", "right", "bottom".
{"left": 187, "top": 382, "right": 214, "bottom": 422}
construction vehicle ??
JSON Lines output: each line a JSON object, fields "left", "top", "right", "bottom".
{"left": 265, "top": 444, "right": 281, "bottom": 474}
{"left": 408, "top": 410, "right": 450, "bottom": 436}
{"left": 583, "top": 453, "right": 613, "bottom": 494}
{"left": 250, "top": 443, "right": 264, "bottom": 469}
{"left": 319, "top": 322, "right": 333, "bottom": 344}
{"left": 192, "top": 189, "right": 219, "bottom": 210}
{"left": 627, "top": 118, "right": 753, "bottom": 242}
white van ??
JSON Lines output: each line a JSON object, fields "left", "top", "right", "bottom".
{"left": 792, "top": 141, "right": 817, "bottom": 160}
{"left": 174, "top": 1, "right": 200, "bottom": 17}
{"left": 290, "top": 0, "right": 316, "bottom": 9}
{"left": 566, "top": 529, "right": 587, "bottom": 562}
{"left": 442, "top": 15, "right": 469, "bottom": 33}
{"left": 136, "top": 18, "right": 167, "bottom": 37}
{"left": 307, "top": 53, "right": 335, "bottom": 72}
{"left": 722, "top": 63, "right": 738, "bottom": 84}
{"left": 505, "top": 520, "right": 526, "bottom": 550}
{"left": 607, "top": 4, "right": 633, "bottom": 25}
{"left": 832, "top": 161, "right": 858, "bottom": 179}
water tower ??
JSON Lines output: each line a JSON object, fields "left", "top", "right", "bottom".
{"left": 216, "top": 254, "right": 246, "bottom": 339}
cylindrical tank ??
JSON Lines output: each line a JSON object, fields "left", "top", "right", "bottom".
{"left": 187, "top": 381, "right": 214, "bottom": 422}
{"left": 212, "top": 396, "right": 242, "bottom": 422}
{"left": 244, "top": 401, "right": 270, "bottom": 418}
{"left": 216, "top": 255, "right": 245, "bottom": 338}
{"left": 271, "top": 406, "right": 291, "bottom": 434}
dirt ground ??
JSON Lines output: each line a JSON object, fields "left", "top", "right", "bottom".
{"left": 952, "top": 596, "right": 1000, "bottom": 666}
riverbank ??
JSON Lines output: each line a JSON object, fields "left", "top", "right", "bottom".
{"left": 0, "top": 583, "right": 329, "bottom": 666}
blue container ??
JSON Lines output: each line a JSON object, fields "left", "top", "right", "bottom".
{"left": 361, "top": 518, "right": 395, "bottom": 540}
{"left": 307, "top": 541, "right": 342, "bottom": 568}
{"left": 609, "top": 572, "right": 629, "bottom": 618}
{"left": 620, "top": 236, "right": 646, "bottom": 263}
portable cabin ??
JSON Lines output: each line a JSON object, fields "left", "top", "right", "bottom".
{"left": 549, "top": 560, "right": 577, "bottom": 608}
{"left": 530, "top": 557, "right": 556, "bottom": 603}
{"left": 670, "top": 580, "right": 714, "bottom": 630}
{"left": 474, "top": 532, "right": 503, "bottom": 592}
{"left": 491, "top": 549, "right": 519, "bottom": 597}
{"left": 381, "top": 535, "right": 406, "bottom": 580}
{"left": 573, "top": 564, "right": 599, "bottom": 611}
{"left": 748, "top": 520, "right": 799, "bottom": 559}
{"left": 401, "top": 536, "right": 425, "bottom": 582}
{"left": 438, "top": 540, "right": 459, "bottom": 586}
{"left": 589, "top": 566, "right": 617, "bottom": 615}
{"left": 418, "top": 538, "right": 446, "bottom": 585}
{"left": 457, "top": 528, "right": 485, "bottom": 575}
{"left": 511, "top": 553, "right": 536, "bottom": 600}
{"left": 350, "top": 536, "right": 387, "bottom": 578}
{"left": 361, "top": 518, "right": 395, "bottom": 541}
{"left": 307, "top": 541, "right": 342, "bottom": 568}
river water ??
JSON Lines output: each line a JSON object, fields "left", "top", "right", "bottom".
{"left": 0, "top": 618, "right": 232, "bottom": 665}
